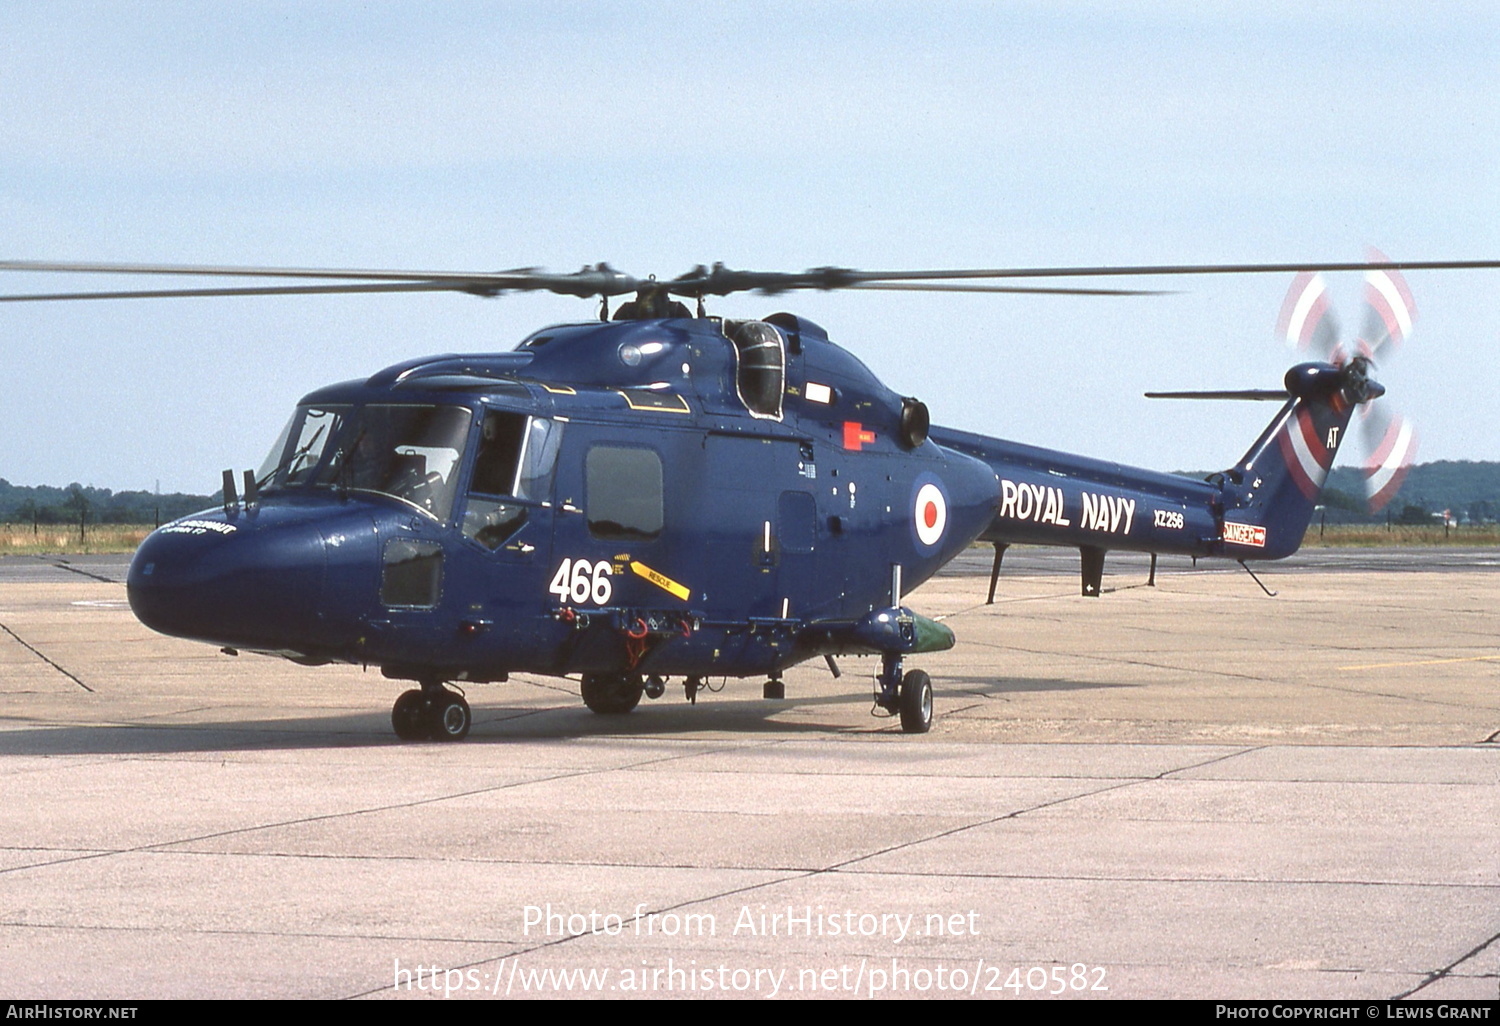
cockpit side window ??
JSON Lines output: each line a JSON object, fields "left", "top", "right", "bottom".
{"left": 470, "top": 411, "right": 528, "bottom": 496}
{"left": 462, "top": 412, "right": 564, "bottom": 551}
{"left": 730, "top": 321, "right": 785, "bottom": 419}
{"left": 516, "top": 416, "right": 564, "bottom": 501}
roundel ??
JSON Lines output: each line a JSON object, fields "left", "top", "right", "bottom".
{"left": 913, "top": 478, "right": 948, "bottom": 548}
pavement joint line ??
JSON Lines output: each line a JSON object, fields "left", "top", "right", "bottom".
{"left": 0, "top": 621, "right": 94, "bottom": 692}
{"left": 961, "top": 640, "right": 1277, "bottom": 686}
{"left": 1155, "top": 743, "right": 1267, "bottom": 777}
{"left": 0, "top": 741, "right": 770, "bottom": 879}
{"left": 1281, "top": 676, "right": 1500, "bottom": 714}
{"left": 131, "top": 847, "right": 825, "bottom": 873}
{"left": 126, "top": 845, "right": 1500, "bottom": 893}
{"left": 1340, "top": 654, "right": 1500, "bottom": 671}
{"left": 819, "top": 745, "right": 1262, "bottom": 877}
{"left": 47, "top": 560, "right": 122, "bottom": 584}
{"left": 0, "top": 918, "right": 516, "bottom": 945}
{"left": 1395, "top": 928, "right": 1500, "bottom": 1000}
{"left": 826, "top": 868, "right": 1500, "bottom": 890}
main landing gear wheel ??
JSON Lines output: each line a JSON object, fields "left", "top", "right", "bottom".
{"left": 581, "top": 674, "right": 644, "bottom": 715}
{"left": 432, "top": 692, "right": 471, "bottom": 741}
{"left": 391, "top": 687, "right": 471, "bottom": 741}
{"left": 899, "top": 669, "right": 933, "bottom": 734}
{"left": 391, "top": 689, "right": 428, "bottom": 741}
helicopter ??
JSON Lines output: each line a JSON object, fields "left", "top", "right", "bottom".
{"left": 2, "top": 255, "right": 1493, "bottom": 741}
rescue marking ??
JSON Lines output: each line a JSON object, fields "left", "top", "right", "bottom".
{"left": 629, "top": 560, "right": 691, "bottom": 601}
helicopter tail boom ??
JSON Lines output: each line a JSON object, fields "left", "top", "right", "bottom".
{"left": 930, "top": 360, "right": 1371, "bottom": 566}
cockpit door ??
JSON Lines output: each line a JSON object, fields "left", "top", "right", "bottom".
{"left": 458, "top": 411, "right": 561, "bottom": 568}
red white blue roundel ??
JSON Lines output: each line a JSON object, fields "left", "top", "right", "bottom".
{"left": 912, "top": 475, "right": 948, "bottom": 548}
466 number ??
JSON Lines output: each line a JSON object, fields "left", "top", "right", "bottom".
{"left": 549, "top": 558, "right": 613, "bottom": 605}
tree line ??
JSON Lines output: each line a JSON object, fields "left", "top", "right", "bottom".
{"left": 0, "top": 479, "right": 213, "bottom": 527}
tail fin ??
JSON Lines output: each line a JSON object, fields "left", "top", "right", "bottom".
{"left": 1219, "top": 367, "right": 1360, "bottom": 559}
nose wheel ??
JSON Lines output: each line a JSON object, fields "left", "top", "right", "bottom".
{"left": 875, "top": 653, "right": 934, "bottom": 734}
{"left": 391, "top": 686, "right": 472, "bottom": 741}
{"left": 898, "top": 669, "right": 933, "bottom": 734}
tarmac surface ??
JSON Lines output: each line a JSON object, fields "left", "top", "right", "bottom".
{"left": 0, "top": 548, "right": 1496, "bottom": 1000}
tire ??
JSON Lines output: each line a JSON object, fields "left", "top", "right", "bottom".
{"left": 391, "top": 689, "right": 429, "bottom": 741}
{"left": 432, "top": 692, "right": 471, "bottom": 741}
{"left": 581, "top": 674, "right": 644, "bottom": 715}
{"left": 899, "top": 669, "right": 933, "bottom": 734}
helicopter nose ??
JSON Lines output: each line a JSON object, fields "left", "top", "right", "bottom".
{"left": 128, "top": 512, "right": 328, "bottom": 650}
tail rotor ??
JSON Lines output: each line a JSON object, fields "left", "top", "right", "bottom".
{"left": 1274, "top": 250, "right": 1419, "bottom": 512}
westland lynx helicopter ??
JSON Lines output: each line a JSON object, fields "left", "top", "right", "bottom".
{"left": 2, "top": 256, "right": 1492, "bottom": 741}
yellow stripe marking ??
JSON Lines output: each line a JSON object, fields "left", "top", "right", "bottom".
{"left": 1340, "top": 655, "right": 1500, "bottom": 671}
{"left": 616, "top": 390, "right": 691, "bottom": 413}
{"left": 630, "top": 560, "right": 691, "bottom": 601}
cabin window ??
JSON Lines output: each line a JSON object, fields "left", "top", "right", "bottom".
{"left": 381, "top": 538, "right": 443, "bottom": 608}
{"left": 586, "top": 446, "right": 663, "bottom": 541}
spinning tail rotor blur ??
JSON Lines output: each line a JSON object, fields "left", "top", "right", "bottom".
{"left": 1277, "top": 249, "right": 1418, "bottom": 512}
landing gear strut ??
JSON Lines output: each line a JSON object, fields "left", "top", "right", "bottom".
{"left": 391, "top": 682, "right": 471, "bottom": 742}
{"left": 875, "top": 652, "right": 933, "bottom": 734}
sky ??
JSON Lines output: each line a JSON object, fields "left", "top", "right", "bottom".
{"left": 2, "top": 1, "right": 1497, "bottom": 494}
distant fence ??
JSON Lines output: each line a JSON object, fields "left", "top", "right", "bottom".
{"left": 1, "top": 522, "right": 155, "bottom": 554}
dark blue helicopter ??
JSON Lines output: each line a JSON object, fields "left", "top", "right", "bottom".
{"left": 0, "top": 257, "right": 1483, "bottom": 740}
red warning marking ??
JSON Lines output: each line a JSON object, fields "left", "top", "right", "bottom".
{"left": 843, "top": 422, "right": 876, "bottom": 450}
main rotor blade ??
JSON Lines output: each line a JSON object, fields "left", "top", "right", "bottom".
{"left": 0, "top": 281, "right": 474, "bottom": 302}
{"left": 0, "top": 260, "right": 646, "bottom": 298}
{"left": 840, "top": 259, "right": 1500, "bottom": 282}
{"left": 4, "top": 256, "right": 1498, "bottom": 305}
{"left": 661, "top": 258, "right": 1500, "bottom": 299}
{"left": 0, "top": 259, "right": 527, "bottom": 282}
{"left": 845, "top": 282, "right": 1172, "bottom": 296}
